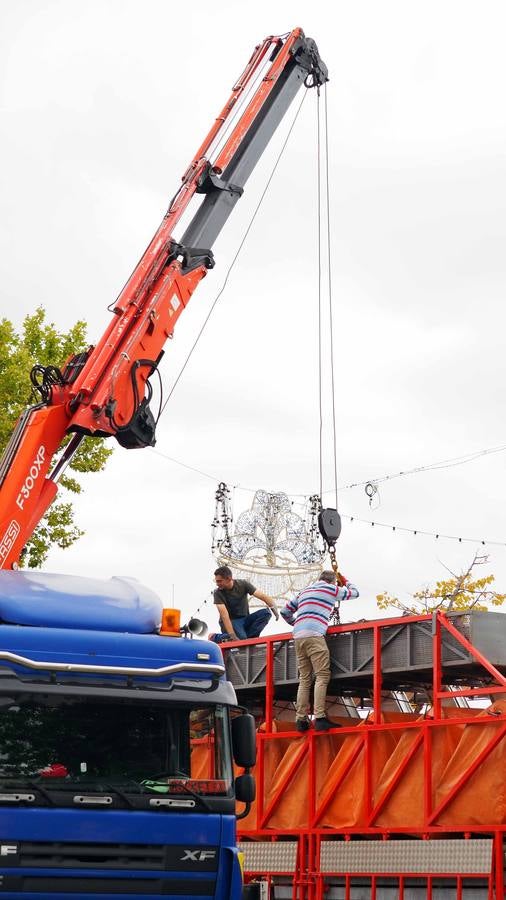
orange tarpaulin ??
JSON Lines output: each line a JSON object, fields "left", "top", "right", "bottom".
{"left": 236, "top": 719, "right": 298, "bottom": 831}
{"left": 315, "top": 712, "right": 418, "bottom": 830}
{"left": 373, "top": 707, "right": 482, "bottom": 830}
{"left": 264, "top": 728, "right": 344, "bottom": 830}
{"left": 435, "top": 699, "right": 506, "bottom": 826}
{"left": 235, "top": 705, "right": 506, "bottom": 833}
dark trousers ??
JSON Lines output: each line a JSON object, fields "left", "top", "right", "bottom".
{"left": 212, "top": 608, "right": 271, "bottom": 643}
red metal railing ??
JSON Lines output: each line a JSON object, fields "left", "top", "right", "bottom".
{"left": 226, "top": 611, "right": 506, "bottom": 897}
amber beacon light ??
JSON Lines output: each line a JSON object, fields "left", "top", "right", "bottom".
{"left": 159, "top": 608, "right": 181, "bottom": 636}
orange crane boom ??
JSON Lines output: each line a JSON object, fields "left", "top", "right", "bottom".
{"left": 0, "top": 28, "right": 328, "bottom": 570}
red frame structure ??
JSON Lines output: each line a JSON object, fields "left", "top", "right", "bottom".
{"left": 227, "top": 612, "right": 506, "bottom": 898}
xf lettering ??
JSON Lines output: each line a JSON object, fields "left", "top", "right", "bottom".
{"left": 180, "top": 849, "right": 216, "bottom": 862}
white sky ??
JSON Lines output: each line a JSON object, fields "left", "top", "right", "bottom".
{"left": 1, "top": 0, "right": 506, "bottom": 633}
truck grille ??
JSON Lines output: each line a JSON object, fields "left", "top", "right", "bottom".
{"left": 1, "top": 841, "right": 219, "bottom": 872}
{"left": 12, "top": 842, "right": 165, "bottom": 870}
{"left": 0, "top": 875, "right": 215, "bottom": 894}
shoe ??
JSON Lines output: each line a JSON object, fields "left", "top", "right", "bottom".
{"left": 315, "top": 717, "right": 339, "bottom": 731}
{"left": 296, "top": 718, "right": 311, "bottom": 732}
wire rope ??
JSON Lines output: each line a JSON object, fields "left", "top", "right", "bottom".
{"left": 316, "top": 87, "right": 323, "bottom": 502}
{"left": 316, "top": 84, "right": 339, "bottom": 514}
{"left": 206, "top": 54, "right": 271, "bottom": 163}
{"left": 159, "top": 89, "right": 308, "bottom": 414}
{"left": 324, "top": 83, "right": 339, "bottom": 514}
{"left": 149, "top": 440, "right": 506, "bottom": 498}
{"left": 149, "top": 447, "right": 220, "bottom": 482}
{"left": 148, "top": 444, "right": 506, "bottom": 547}
{"left": 332, "top": 442, "right": 506, "bottom": 493}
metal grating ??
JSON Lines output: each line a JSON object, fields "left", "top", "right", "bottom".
{"left": 224, "top": 613, "right": 506, "bottom": 697}
{"left": 239, "top": 841, "right": 298, "bottom": 873}
{"left": 319, "top": 839, "right": 493, "bottom": 875}
{"left": 273, "top": 640, "right": 298, "bottom": 683}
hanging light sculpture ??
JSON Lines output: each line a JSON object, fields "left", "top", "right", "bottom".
{"left": 211, "top": 483, "right": 325, "bottom": 602}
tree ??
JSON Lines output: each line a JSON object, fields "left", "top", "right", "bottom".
{"left": 377, "top": 552, "right": 506, "bottom": 614}
{"left": 0, "top": 308, "right": 113, "bottom": 567}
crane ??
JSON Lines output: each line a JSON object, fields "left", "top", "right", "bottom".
{"left": 0, "top": 28, "right": 328, "bottom": 571}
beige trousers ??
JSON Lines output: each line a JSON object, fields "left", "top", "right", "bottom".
{"left": 294, "top": 635, "right": 331, "bottom": 720}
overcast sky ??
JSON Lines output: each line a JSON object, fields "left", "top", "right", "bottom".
{"left": 1, "top": 0, "right": 506, "bottom": 632}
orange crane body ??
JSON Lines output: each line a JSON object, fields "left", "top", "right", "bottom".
{"left": 0, "top": 28, "right": 328, "bottom": 569}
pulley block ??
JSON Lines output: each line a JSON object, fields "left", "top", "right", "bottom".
{"left": 318, "top": 507, "right": 342, "bottom": 547}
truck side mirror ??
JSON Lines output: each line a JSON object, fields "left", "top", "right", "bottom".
{"left": 235, "top": 772, "right": 255, "bottom": 821}
{"left": 235, "top": 772, "right": 255, "bottom": 804}
{"left": 231, "top": 713, "right": 256, "bottom": 769}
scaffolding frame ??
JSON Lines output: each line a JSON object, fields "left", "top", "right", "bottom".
{"left": 225, "top": 612, "right": 506, "bottom": 899}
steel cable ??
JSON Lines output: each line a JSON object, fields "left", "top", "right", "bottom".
{"left": 324, "top": 83, "right": 339, "bottom": 514}
{"left": 159, "top": 90, "right": 308, "bottom": 415}
{"left": 316, "top": 88, "right": 323, "bottom": 501}
{"left": 316, "top": 83, "right": 339, "bottom": 514}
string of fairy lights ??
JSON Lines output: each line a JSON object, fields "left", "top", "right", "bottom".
{"left": 149, "top": 443, "right": 506, "bottom": 549}
{"left": 340, "top": 514, "right": 505, "bottom": 548}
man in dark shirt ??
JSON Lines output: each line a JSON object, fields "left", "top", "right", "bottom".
{"left": 210, "top": 565, "right": 279, "bottom": 643}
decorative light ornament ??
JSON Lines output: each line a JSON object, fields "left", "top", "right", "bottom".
{"left": 212, "top": 485, "right": 324, "bottom": 601}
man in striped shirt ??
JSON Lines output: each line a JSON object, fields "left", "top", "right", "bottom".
{"left": 281, "top": 570, "right": 359, "bottom": 731}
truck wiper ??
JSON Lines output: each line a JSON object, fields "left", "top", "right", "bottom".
{"left": 0, "top": 778, "right": 56, "bottom": 806}
{"left": 37, "top": 778, "right": 138, "bottom": 808}
{"left": 166, "top": 780, "right": 213, "bottom": 812}
{"left": 91, "top": 781, "right": 136, "bottom": 809}
{"left": 0, "top": 777, "right": 140, "bottom": 809}
{"left": 144, "top": 775, "right": 212, "bottom": 812}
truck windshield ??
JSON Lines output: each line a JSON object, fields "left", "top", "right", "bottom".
{"left": 0, "top": 695, "right": 232, "bottom": 796}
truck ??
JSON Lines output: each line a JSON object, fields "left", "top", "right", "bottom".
{"left": 0, "top": 567, "right": 255, "bottom": 898}
{"left": 0, "top": 26, "right": 328, "bottom": 900}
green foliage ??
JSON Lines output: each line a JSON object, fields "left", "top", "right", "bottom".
{"left": 0, "top": 308, "right": 113, "bottom": 567}
{"left": 377, "top": 553, "right": 506, "bottom": 614}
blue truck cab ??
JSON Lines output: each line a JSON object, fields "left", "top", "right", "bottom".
{"left": 0, "top": 570, "right": 253, "bottom": 899}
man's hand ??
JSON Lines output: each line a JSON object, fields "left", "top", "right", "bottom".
{"left": 216, "top": 603, "right": 236, "bottom": 639}
{"left": 280, "top": 607, "right": 295, "bottom": 626}
{"left": 337, "top": 572, "right": 348, "bottom": 587}
{"left": 270, "top": 604, "right": 280, "bottom": 621}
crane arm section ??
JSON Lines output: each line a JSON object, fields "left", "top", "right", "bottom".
{"left": 0, "top": 28, "right": 327, "bottom": 569}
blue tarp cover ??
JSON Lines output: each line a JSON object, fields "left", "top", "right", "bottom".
{"left": 0, "top": 570, "right": 163, "bottom": 633}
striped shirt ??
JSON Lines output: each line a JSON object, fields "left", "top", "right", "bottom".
{"left": 281, "top": 579, "right": 359, "bottom": 638}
